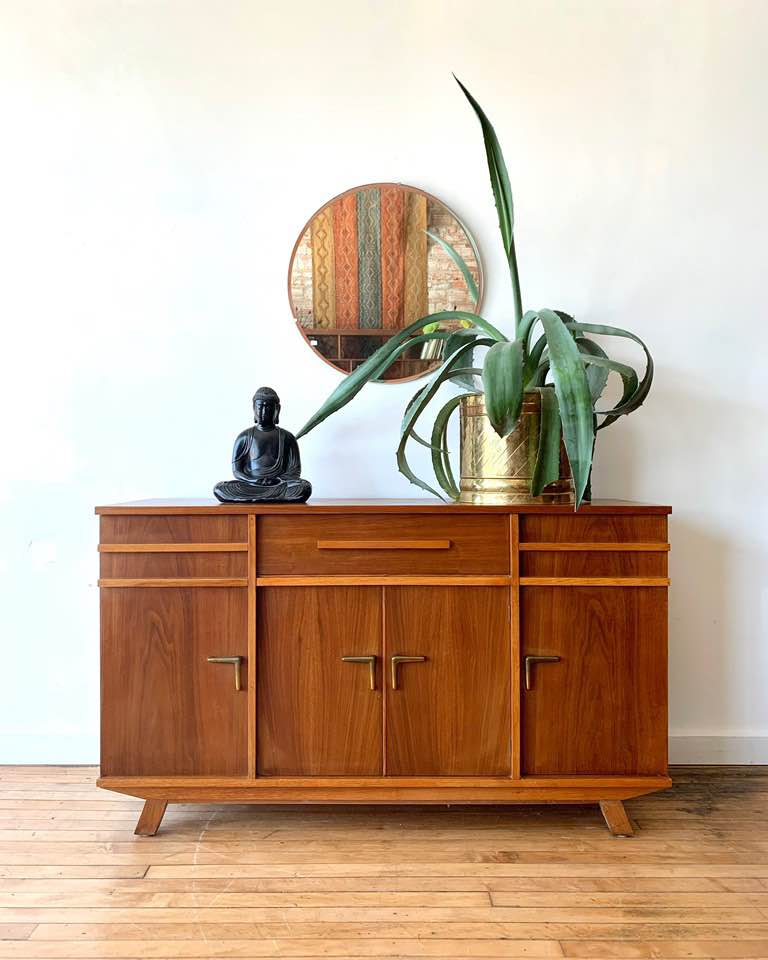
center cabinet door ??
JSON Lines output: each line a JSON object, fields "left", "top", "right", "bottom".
{"left": 257, "top": 587, "right": 383, "bottom": 775}
{"left": 385, "top": 587, "right": 511, "bottom": 776}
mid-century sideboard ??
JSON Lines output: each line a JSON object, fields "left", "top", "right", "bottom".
{"left": 96, "top": 498, "right": 671, "bottom": 837}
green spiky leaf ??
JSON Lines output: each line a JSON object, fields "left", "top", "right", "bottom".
{"left": 482, "top": 339, "right": 524, "bottom": 437}
{"left": 297, "top": 311, "right": 505, "bottom": 438}
{"left": 455, "top": 76, "right": 522, "bottom": 328}
{"left": 430, "top": 392, "right": 477, "bottom": 499}
{"left": 396, "top": 338, "right": 492, "bottom": 498}
{"left": 539, "top": 309, "right": 595, "bottom": 508}
{"left": 575, "top": 338, "right": 611, "bottom": 402}
{"left": 566, "top": 321, "right": 654, "bottom": 429}
{"left": 444, "top": 329, "right": 481, "bottom": 389}
{"left": 530, "top": 386, "right": 561, "bottom": 495}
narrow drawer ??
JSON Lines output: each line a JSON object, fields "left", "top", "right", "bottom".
{"left": 520, "top": 514, "right": 667, "bottom": 543}
{"left": 100, "top": 515, "right": 247, "bottom": 545}
{"left": 521, "top": 549, "right": 667, "bottom": 578}
{"left": 100, "top": 550, "right": 247, "bottom": 580}
{"left": 257, "top": 515, "right": 509, "bottom": 576}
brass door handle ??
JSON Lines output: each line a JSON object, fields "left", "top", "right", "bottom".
{"left": 207, "top": 656, "right": 244, "bottom": 691}
{"left": 524, "top": 655, "right": 560, "bottom": 691}
{"left": 390, "top": 655, "right": 426, "bottom": 690}
{"left": 341, "top": 655, "right": 377, "bottom": 690}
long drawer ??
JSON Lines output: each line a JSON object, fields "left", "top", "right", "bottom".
{"left": 257, "top": 514, "right": 510, "bottom": 576}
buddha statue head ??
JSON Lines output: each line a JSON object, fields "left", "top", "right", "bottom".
{"left": 253, "top": 386, "right": 280, "bottom": 430}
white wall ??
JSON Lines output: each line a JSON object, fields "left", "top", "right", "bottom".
{"left": 1, "top": 0, "right": 766, "bottom": 764}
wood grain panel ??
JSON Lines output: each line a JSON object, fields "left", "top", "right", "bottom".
{"left": 520, "top": 515, "right": 667, "bottom": 543}
{"left": 521, "top": 550, "right": 667, "bottom": 578}
{"left": 257, "top": 515, "right": 509, "bottom": 576}
{"left": 385, "top": 586, "right": 511, "bottom": 776}
{"left": 100, "top": 588, "right": 248, "bottom": 777}
{"left": 100, "top": 515, "right": 246, "bottom": 544}
{"left": 256, "top": 587, "right": 383, "bottom": 776}
{"left": 521, "top": 587, "right": 667, "bottom": 776}
{"left": 100, "top": 551, "right": 247, "bottom": 579}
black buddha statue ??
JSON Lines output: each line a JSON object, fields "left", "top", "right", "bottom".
{"left": 213, "top": 387, "right": 312, "bottom": 503}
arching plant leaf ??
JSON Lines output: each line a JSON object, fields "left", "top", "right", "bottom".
{"left": 454, "top": 76, "right": 522, "bottom": 329}
{"left": 539, "top": 309, "right": 595, "bottom": 508}
{"left": 530, "top": 386, "right": 561, "bottom": 496}
{"left": 482, "top": 339, "right": 524, "bottom": 437}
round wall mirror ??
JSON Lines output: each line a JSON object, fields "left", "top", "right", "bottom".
{"left": 288, "top": 182, "right": 483, "bottom": 382}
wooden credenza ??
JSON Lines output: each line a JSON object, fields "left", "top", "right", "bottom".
{"left": 96, "top": 498, "right": 671, "bottom": 837}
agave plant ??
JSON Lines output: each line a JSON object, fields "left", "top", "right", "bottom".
{"left": 297, "top": 77, "right": 653, "bottom": 509}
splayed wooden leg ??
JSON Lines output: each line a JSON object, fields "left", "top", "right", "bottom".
{"left": 135, "top": 799, "right": 168, "bottom": 836}
{"left": 599, "top": 799, "right": 634, "bottom": 837}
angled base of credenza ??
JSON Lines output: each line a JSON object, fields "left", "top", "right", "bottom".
{"left": 99, "top": 775, "right": 670, "bottom": 837}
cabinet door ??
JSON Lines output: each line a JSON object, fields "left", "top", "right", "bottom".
{"left": 101, "top": 588, "right": 248, "bottom": 776}
{"left": 385, "top": 587, "right": 510, "bottom": 776}
{"left": 257, "top": 587, "right": 382, "bottom": 775}
{"left": 521, "top": 587, "right": 667, "bottom": 776}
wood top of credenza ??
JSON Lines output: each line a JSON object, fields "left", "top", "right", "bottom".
{"left": 96, "top": 498, "right": 672, "bottom": 516}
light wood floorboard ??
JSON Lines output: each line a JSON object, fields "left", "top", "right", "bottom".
{"left": 0, "top": 767, "right": 766, "bottom": 958}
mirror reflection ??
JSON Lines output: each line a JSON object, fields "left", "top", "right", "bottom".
{"left": 288, "top": 183, "right": 482, "bottom": 382}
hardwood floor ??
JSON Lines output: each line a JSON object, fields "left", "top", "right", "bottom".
{"left": 0, "top": 766, "right": 767, "bottom": 958}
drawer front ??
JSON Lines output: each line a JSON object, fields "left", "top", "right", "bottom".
{"left": 521, "top": 549, "right": 668, "bottom": 578}
{"left": 520, "top": 514, "right": 667, "bottom": 544}
{"left": 257, "top": 515, "right": 509, "bottom": 576}
{"left": 100, "top": 550, "right": 247, "bottom": 580}
{"left": 100, "top": 515, "right": 247, "bottom": 545}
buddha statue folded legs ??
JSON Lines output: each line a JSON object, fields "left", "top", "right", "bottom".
{"left": 213, "top": 477, "right": 311, "bottom": 503}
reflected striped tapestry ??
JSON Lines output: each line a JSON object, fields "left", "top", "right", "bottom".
{"left": 380, "top": 185, "right": 406, "bottom": 329}
{"left": 332, "top": 192, "right": 359, "bottom": 328}
{"left": 356, "top": 187, "right": 382, "bottom": 328}
{"left": 403, "top": 191, "right": 428, "bottom": 326}
{"left": 310, "top": 186, "right": 429, "bottom": 330}
{"left": 310, "top": 206, "right": 336, "bottom": 328}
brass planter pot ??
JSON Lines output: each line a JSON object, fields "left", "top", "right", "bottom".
{"left": 459, "top": 392, "right": 574, "bottom": 505}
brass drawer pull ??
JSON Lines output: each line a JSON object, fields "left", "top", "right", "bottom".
{"left": 317, "top": 540, "right": 451, "bottom": 550}
{"left": 341, "top": 655, "right": 377, "bottom": 690}
{"left": 524, "top": 655, "right": 560, "bottom": 691}
{"left": 207, "top": 656, "right": 244, "bottom": 691}
{"left": 390, "top": 655, "right": 426, "bottom": 689}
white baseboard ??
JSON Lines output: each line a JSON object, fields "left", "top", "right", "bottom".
{"left": 668, "top": 736, "right": 768, "bottom": 764}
